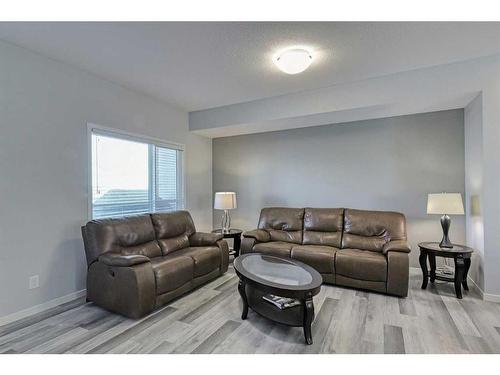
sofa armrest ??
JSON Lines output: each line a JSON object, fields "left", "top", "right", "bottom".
{"left": 386, "top": 251, "right": 409, "bottom": 297}
{"left": 243, "top": 229, "right": 270, "bottom": 242}
{"left": 189, "top": 232, "right": 224, "bottom": 247}
{"left": 217, "top": 239, "right": 230, "bottom": 274}
{"left": 241, "top": 238, "right": 256, "bottom": 255}
{"left": 98, "top": 253, "right": 150, "bottom": 267}
{"left": 87, "top": 260, "right": 156, "bottom": 319}
{"left": 383, "top": 240, "right": 411, "bottom": 255}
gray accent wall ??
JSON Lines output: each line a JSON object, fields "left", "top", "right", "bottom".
{"left": 213, "top": 110, "right": 466, "bottom": 267}
{"left": 0, "top": 40, "right": 212, "bottom": 318}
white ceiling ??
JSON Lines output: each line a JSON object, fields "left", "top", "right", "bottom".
{"left": 1, "top": 22, "right": 500, "bottom": 111}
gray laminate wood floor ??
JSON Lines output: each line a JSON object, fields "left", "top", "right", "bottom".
{"left": 2, "top": 266, "right": 500, "bottom": 354}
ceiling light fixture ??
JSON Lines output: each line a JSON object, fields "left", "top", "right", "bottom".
{"left": 274, "top": 48, "right": 313, "bottom": 74}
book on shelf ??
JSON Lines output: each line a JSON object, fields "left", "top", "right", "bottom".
{"left": 436, "top": 265, "right": 454, "bottom": 276}
{"left": 262, "top": 294, "right": 301, "bottom": 310}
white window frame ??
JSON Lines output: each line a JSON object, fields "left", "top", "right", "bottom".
{"left": 86, "top": 123, "right": 186, "bottom": 220}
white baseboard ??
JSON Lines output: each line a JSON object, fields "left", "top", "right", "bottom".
{"left": 465, "top": 277, "right": 500, "bottom": 302}
{"left": 464, "top": 273, "right": 485, "bottom": 298}
{"left": 410, "top": 266, "right": 500, "bottom": 303}
{"left": 0, "top": 289, "right": 86, "bottom": 327}
{"left": 482, "top": 293, "right": 500, "bottom": 303}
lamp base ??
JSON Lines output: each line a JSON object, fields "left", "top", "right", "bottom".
{"left": 439, "top": 214, "right": 453, "bottom": 248}
{"left": 221, "top": 209, "right": 231, "bottom": 233}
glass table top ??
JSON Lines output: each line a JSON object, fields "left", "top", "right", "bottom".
{"left": 239, "top": 254, "right": 313, "bottom": 286}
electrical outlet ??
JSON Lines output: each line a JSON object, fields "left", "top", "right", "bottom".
{"left": 29, "top": 275, "right": 39, "bottom": 289}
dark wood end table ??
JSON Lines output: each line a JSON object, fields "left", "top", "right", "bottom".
{"left": 212, "top": 229, "right": 242, "bottom": 257}
{"left": 418, "top": 242, "right": 473, "bottom": 299}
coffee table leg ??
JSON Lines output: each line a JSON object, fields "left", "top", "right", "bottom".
{"left": 463, "top": 258, "right": 471, "bottom": 291}
{"left": 419, "top": 251, "right": 428, "bottom": 289}
{"left": 238, "top": 280, "right": 248, "bottom": 319}
{"left": 303, "top": 294, "right": 314, "bottom": 345}
{"left": 454, "top": 257, "right": 465, "bottom": 299}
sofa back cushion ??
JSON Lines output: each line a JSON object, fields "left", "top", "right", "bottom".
{"left": 82, "top": 214, "right": 162, "bottom": 265}
{"left": 257, "top": 207, "right": 304, "bottom": 244}
{"left": 302, "top": 208, "right": 344, "bottom": 248}
{"left": 151, "top": 211, "right": 196, "bottom": 255}
{"left": 342, "top": 209, "right": 406, "bottom": 252}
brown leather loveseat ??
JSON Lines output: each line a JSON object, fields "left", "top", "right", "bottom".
{"left": 82, "top": 211, "right": 229, "bottom": 318}
{"left": 241, "top": 207, "right": 411, "bottom": 297}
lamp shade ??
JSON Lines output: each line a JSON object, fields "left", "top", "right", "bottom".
{"left": 214, "top": 192, "right": 237, "bottom": 210}
{"left": 427, "top": 193, "right": 464, "bottom": 215}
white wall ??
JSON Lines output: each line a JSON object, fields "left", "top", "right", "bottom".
{"left": 0, "top": 40, "right": 213, "bottom": 318}
{"left": 464, "top": 93, "right": 485, "bottom": 291}
{"left": 213, "top": 110, "right": 466, "bottom": 268}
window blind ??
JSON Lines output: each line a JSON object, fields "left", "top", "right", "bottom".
{"left": 154, "top": 146, "right": 182, "bottom": 212}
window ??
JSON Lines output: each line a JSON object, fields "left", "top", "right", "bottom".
{"left": 89, "top": 125, "right": 184, "bottom": 219}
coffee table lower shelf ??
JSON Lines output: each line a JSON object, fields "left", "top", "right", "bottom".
{"left": 238, "top": 281, "right": 315, "bottom": 345}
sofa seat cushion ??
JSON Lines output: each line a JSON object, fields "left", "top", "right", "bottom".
{"left": 291, "top": 245, "right": 337, "bottom": 274}
{"left": 151, "top": 256, "right": 194, "bottom": 295}
{"left": 253, "top": 241, "right": 293, "bottom": 257}
{"left": 177, "top": 246, "right": 222, "bottom": 277}
{"left": 335, "top": 248, "right": 387, "bottom": 282}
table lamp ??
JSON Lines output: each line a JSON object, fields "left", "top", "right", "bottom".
{"left": 214, "top": 192, "right": 237, "bottom": 233}
{"left": 427, "top": 193, "right": 464, "bottom": 248}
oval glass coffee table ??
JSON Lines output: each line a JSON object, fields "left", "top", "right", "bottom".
{"left": 233, "top": 253, "right": 322, "bottom": 345}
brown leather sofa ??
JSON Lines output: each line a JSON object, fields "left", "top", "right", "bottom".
{"left": 81, "top": 211, "right": 229, "bottom": 318}
{"left": 241, "top": 207, "right": 411, "bottom": 297}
